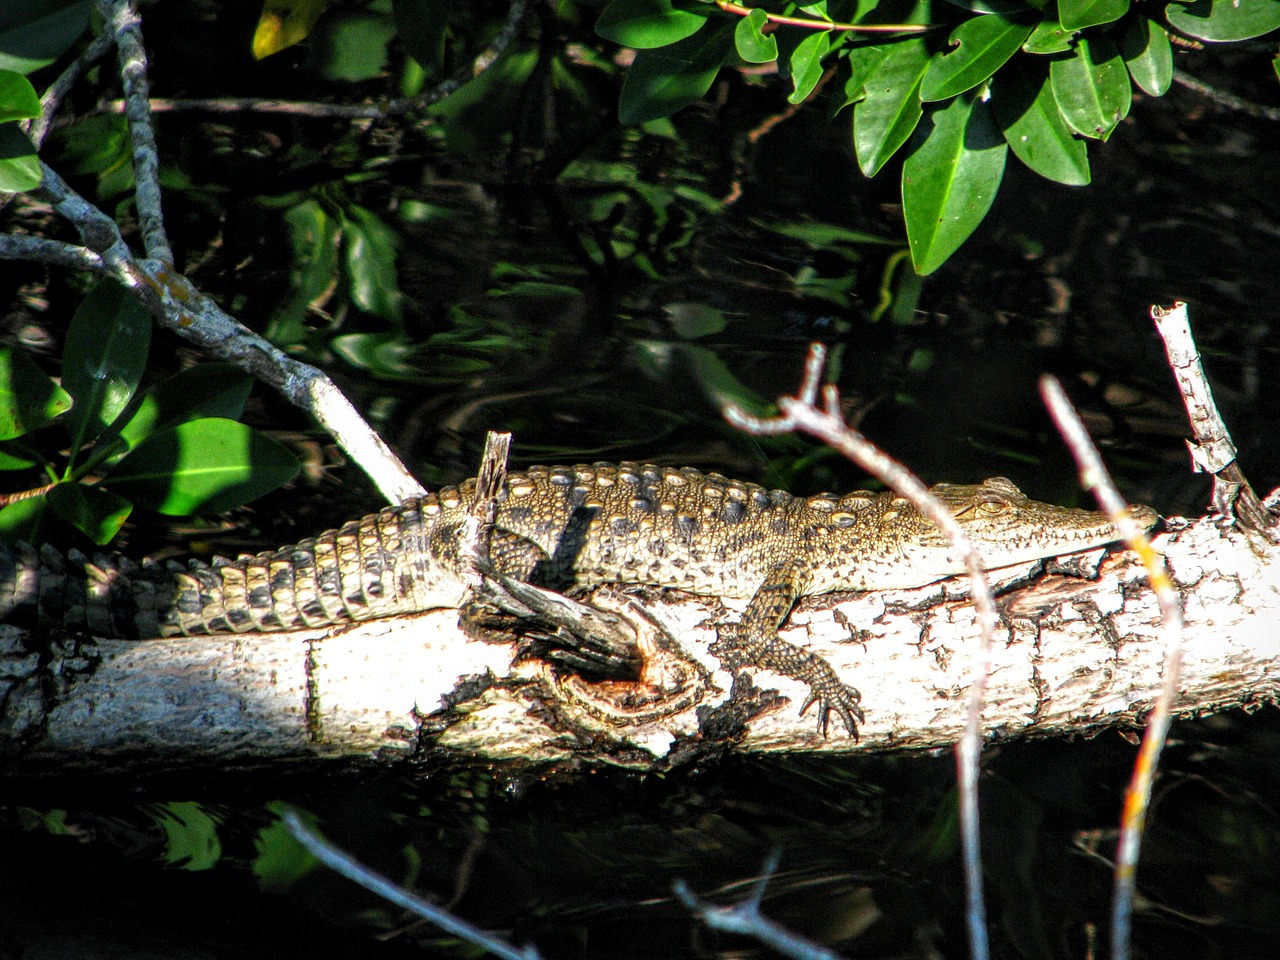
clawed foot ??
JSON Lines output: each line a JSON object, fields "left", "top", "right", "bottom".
{"left": 799, "top": 681, "right": 864, "bottom": 740}
{"left": 711, "top": 625, "right": 864, "bottom": 739}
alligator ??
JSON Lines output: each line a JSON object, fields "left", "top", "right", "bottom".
{"left": 0, "top": 463, "right": 1158, "bottom": 737}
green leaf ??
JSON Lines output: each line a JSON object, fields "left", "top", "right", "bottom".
{"left": 596, "top": 0, "right": 711, "bottom": 49}
{"left": 14, "top": 807, "right": 75, "bottom": 835}
{"left": 902, "top": 95, "right": 1008, "bottom": 275}
{"left": 62, "top": 279, "right": 152, "bottom": 452}
{"left": 833, "top": 42, "right": 886, "bottom": 113}
{"left": 342, "top": 204, "right": 404, "bottom": 323}
{"left": 1049, "top": 37, "right": 1130, "bottom": 140}
{"left": 0, "top": 441, "right": 36, "bottom": 470}
{"left": 1120, "top": 17, "right": 1172, "bottom": 96}
{"left": 391, "top": 0, "right": 449, "bottom": 74}
{"left": 787, "top": 30, "right": 830, "bottom": 104}
{"left": 102, "top": 418, "right": 301, "bottom": 516}
{"left": 146, "top": 802, "right": 223, "bottom": 872}
{"left": 330, "top": 331, "right": 422, "bottom": 380}
{"left": 634, "top": 340, "right": 770, "bottom": 416}
{"left": 663, "top": 301, "right": 726, "bottom": 339}
{"left": 0, "top": 493, "right": 47, "bottom": 545}
{"left": 1057, "top": 0, "right": 1129, "bottom": 32}
{"left": 0, "top": 0, "right": 91, "bottom": 74}
{"left": 252, "top": 0, "right": 330, "bottom": 60}
{"left": 46, "top": 482, "right": 131, "bottom": 544}
{"left": 0, "top": 347, "right": 71, "bottom": 439}
{"left": 254, "top": 804, "right": 319, "bottom": 894}
{"left": 618, "top": 22, "right": 734, "bottom": 125}
{"left": 993, "top": 59, "right": 1089, "bottom": 185}
{"left": 264, "top": 198, "right": 340, "bottom": 346}
{"left": 1166, "top": 0, "right": 1280, "bottom": 42}
{"left": 734, "top": 8, "right": 777, "bottom": 64}
{"left": 853, "top": 37, "right": 931, "bottom": 177}
{"left": 44, "top": 113, "right": 129, "bottom": 178}
{"left": 1022, "top": 20, "right": 1073, "bottom": 53}
{"left": 0, "top": 122, "right": 41, "bottom": 193}
{"left": 920, "top": 14, "right": 1035, "bottom": 102}
{"left": 944, "top": 0, "right": 1036, "bottom": 12}
{"left": 309, "top": 9, "right": 396, "bottom": 81}
{"left": 113, "top": 362, "right": 255, "bottom": 457}
{"left": 764, "top": 219, "right": 897, "bottom": 247}
{"left": 0, "top": 70, "right": 40, "bottom": 122}
{"left": 427, "top": 49, "right": 537, "bottom": 155}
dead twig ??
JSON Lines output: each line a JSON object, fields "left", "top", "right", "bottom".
{"left": 724, "top": 342, "right": 994, "bottom": 960}
{"left": 675, "top": 850, "right": 845, "bottom": 960}
{"left": 1152, "top": 301, "right": 1277, "bottom": 538}
{"left": 283, "top": 811, "right": 541, "bottom": 960}
{"left": 1039, "top": 373, "right": 1182, "bottom": 960}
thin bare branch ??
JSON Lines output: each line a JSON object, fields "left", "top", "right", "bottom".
{"left": 89, "top": 0, "right": 529, "bottom": 123}
{"left": 28, "top": 29, "right": 116, "bottom": 148}
{"left": 100, "top": 97, "right": 414, "bottom": 120}
{"left": 377, "top": 0, "right": 529, "bottom": 117}
{"left": 1172, "top": 69, "right": 1280, "bottom": 122}
{"left": 1152, "top": 301, "right": 1276, "bottom": 536}
{"left": 0, "top": 235, "right": 107, "bottom": 274}
{"left": 714, "top": 0, "right": 929, "bottom": 33}
{"left": 1039, "top": 374, "right": 1183, "bottom": 960}
{"left": 725, "top": 342, "right": 995, "bottom": 960}
{"left": 283, "top": 812, "right": 541, "bottom": 960}
{"left": 675, "top": 852, "right": 846, "bottom": 960}
{"left": 96, "top": 0, "right": 171, "bottom": 263}
{"left": 30, "top": 163, "right": 423, "bottom": 503}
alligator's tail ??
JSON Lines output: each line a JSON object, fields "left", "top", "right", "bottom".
{"left": 1, "top": 542, "right": 190, "bottom": 638}
{"left": 0, "top": 505, "right": 431, "bottom": 638}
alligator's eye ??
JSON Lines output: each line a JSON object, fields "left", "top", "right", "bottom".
{"left": 958, "top": 494, "right": 1011, "bottom": 517}
{"left": 976, "top": 496, "right": 1011, "bottom": 515}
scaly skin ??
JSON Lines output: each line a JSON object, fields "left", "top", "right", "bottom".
{"left": 0, "top": 463, "right": 1158, "bottom": 736}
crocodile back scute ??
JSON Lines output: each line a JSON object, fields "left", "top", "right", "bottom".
{"left": 453, "top": 462, "right": 810, "bottom": 599}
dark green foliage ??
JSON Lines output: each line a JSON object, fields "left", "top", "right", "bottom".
{"left": 0, "top": 69, "right": 41, "bottom": 191}
{"left": 617, "top": 21, "right": 737, "bottom": 124}
{"left": 0, "top": 0, "right": 90, "bottom": 189}
{"left": 0, "top": 280, "right": 299, "bottom": 545}
{"left": 593, "top": 0, "right": 1280, "bottom": 273}
{"left": 0, "top": 0, "right": 90, "bottom": 75}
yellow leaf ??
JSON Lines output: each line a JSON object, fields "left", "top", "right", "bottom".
{"left": 252, "top": 0, "right": 330, "bottom": 60}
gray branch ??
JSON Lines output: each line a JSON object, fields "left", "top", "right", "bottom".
{"left": 0, "top": 235, "right": 107, "bottom": 274}
{"left": 96, "top": 0, "right": 171, "bottom": 263}
{"left": 30, "top": 163, "right": 423, "bottom": 502}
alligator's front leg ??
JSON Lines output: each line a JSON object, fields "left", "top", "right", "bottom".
{"left": 709, "top": 558, "right": 864, "bottom": 739}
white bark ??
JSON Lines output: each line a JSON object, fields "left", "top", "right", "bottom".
{"left": 2, "top": 509, "right": 1276, "bottom": 776}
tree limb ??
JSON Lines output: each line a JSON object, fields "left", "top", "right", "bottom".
{"left": 3, "top": 509, "right": 1272, "bottom": 778}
